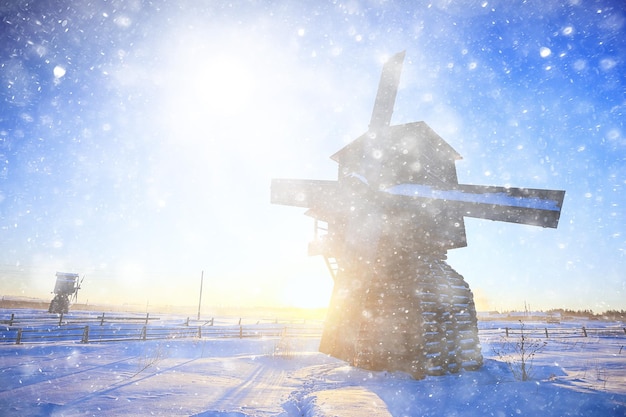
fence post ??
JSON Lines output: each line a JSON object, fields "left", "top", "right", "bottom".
{"left": 58, "top": 312, "right": 64, "bottom": 326}
{"left": 145, "top": 313, "right": 149, "bottom": 325}
{"left": 100, "top": 313, "right": 105, "bottom": 326}
{"left": 505, "top": 327, "right": 509, "bottom": 337}
{"left": 141, "top": 326, "right": 147, "bottom": 341}
{"left": 186, "top": 317, "right": 190, "bottom": 326}
{"left": 239, "top": 325, "right": 243, "bottom": 339}
{"left": 210, "top": 318, "right": 214, "bottom": 326}
{"left": 9, "top": 313, "right": 14, "bottom": 326}
{"left": 545, "top": 328, "right": 549, "bottom": 338}
{"left": 198, "top": 326, "right": 201, "bottom": 339}
{"left": 582, "top": 326, "right": 587, "bottom": 337}
{"left": 623, "top": 327, "right": 626, "bottom": 335}
{"left": 16, "top": 328, "right": 22, "bottom": 345}
{"left": 82, "top": 326, "right": 90, "bottom": 343}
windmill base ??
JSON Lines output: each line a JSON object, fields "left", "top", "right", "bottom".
{"left": 48, "top": 295, "right": 71, "bottom": 314}
{"left": 320, "top": 253, "right": 483, "bottom": 379}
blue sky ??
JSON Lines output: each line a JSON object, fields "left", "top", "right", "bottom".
{"left": 0, "top": 1, "right": 624, "bottom": 311}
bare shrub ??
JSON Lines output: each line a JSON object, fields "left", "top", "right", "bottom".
{"left": 133, "top": 342, "right": 167, "bottom": 377}
{"left": 272, "top": 328, "right": 295, "bottom": 359}
{"left": 493, "top": 321, "right": 547, "bottom": 381}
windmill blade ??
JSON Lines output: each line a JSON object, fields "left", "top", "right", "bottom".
{"left": 368, "top": 51, "right": 406, "bottom": 133}
{"left": 271, "top": 178, "right": 338, "bottom": 210}
{"left": 72, "top": 275, "right": 85, "bottom": 303}
{"left": 384, "top": 183, "right": 565, "bottom": 228}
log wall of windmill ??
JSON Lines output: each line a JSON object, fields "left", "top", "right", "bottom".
{"left": 320, "top": 249, "right": 483, "bottom": 379}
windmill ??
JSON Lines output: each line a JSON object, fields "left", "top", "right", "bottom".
{"left": 48, "top": 272, "right": 83, "bottom": 314}
{"left": 271, "top": 51, "right": 565, "bottom": 378}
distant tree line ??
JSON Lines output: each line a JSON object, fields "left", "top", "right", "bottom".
{"left": 547, "top": 308, "right": 626, "bottom": 320}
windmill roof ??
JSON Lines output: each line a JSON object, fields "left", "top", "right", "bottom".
{"left": 330, "top": 121, "right": 462, "bottom": 164}
{"left": 55, "top": 272, "right": 80, "bottom": 277}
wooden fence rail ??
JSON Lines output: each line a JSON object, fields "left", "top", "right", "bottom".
{"left": 0, "top": 312, "right": 161, "bottom": 327}
{"left": 1, "top": 323, "right": 323, "bottom": 345}
{"left": 4, "top": 324, "right": 624, "bottom": 345}
{"left": 1, "top": 311, "right": 624, "bottom": 346}
{"left": 489, "top": 326, "right": 626, "bottom": 338}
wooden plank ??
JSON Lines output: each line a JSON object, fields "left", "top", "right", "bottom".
{"left": 270, "top": 178, "right": 337, "bottom": 209}
{"left": 368, "top": 51, "right": 406, "bottom": 132}
{"left": 384, "top": 183, "right": 565, "bottom": 228}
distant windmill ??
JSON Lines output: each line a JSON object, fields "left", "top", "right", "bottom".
{"left": 271, "top": 51, "right": 565, "bottom": 378}
{"left": 48, "top": 272, "right": 83, "bottom": 314}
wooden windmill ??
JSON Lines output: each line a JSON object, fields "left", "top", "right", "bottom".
{"left": 271, "top": 51, "right": 565, "bottom": 378}
{"left": 48, "top": 272, "right": 83, "bottom": 314}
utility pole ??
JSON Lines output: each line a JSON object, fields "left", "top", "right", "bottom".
{"left": 197, "top": 270, "right": 204, "bottom": 321}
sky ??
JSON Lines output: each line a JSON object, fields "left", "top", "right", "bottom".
{"left": 0, "top": 0, "right": 624, "bottom": 312}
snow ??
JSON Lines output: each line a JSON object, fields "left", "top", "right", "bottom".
{"left": 347, "top": 172, "right": 561, "bottom": 211}
{"left": 1, "top": 312, "right": 625, "bottom": 416}
{"left": 384, "top": 184, "right": 561, "bottom": 211}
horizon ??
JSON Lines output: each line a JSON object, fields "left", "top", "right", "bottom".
{"left": 1, "top": 294, "right": 624, "bottom": 317}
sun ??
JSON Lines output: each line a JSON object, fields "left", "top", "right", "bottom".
{"left": 157, "top": 46, "right": 256, "bottom": 139}
{"left": 150, "top": 27, "right": 294, "bottom": 167}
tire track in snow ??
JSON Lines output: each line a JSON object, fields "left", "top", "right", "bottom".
{"left": 209, "top": 357, "right": 289, "bottom": 415}
{"left": 0, "top": 354, "right": 140, "bottom": 392}
{"left": 0, "top": 356, "right": 146, "bottom": 417}
{"left": 0, "top": 356, "right": 210, "bottom": 416}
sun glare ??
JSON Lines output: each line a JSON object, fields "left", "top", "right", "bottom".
{"left": 151, "top": 28, "right": 295, "bottom": 170}
{"left": 160, "top": 52, "right": 255, "bottom": 137}
{"left": 281, "top": 274, "right": 334, "bottom": 309}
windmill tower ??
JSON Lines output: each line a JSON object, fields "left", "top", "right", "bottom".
{"left": 271, "top": 51, "right": 565, "bottom": 378}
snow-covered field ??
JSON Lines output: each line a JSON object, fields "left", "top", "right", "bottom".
{"left": 1, "top": 310, "right": 625, "bottom": 416}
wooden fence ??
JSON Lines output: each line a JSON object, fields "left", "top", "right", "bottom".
{"left": 0, "top": 311, "right": 160, "bottom": 327}
{"left": 1, "top": 311, "right": 624, "bottom": 345}
{"left": 483, "top": 325, "right": 626, "bottom": 338}
{"left": 0, "top": 311, "right": 323, "bottom": 345}
{"left": 2, "top": 323, "right": 322, "bottom": 345}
